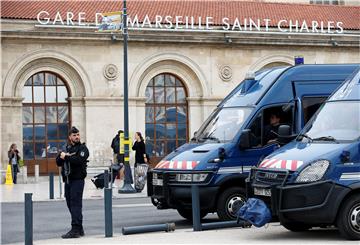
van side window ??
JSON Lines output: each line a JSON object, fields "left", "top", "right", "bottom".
{"left": 302, "top": 97, "right": 327, "bottom": 124}
{"left": 248, "top": 105, "right": 294, "bottom": 147}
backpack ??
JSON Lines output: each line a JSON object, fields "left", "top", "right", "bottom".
{"left": 237, "top": 198, "right": 272, "bottom": 227}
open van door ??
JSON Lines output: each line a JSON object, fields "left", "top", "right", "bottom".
{"left": 292, "top": 80, "right": 342, "bottom": 132}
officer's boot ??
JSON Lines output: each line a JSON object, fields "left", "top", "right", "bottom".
{"left": 79, "top": 226, "right": 85, "bottom": 236}
{"left": 61, "top": 229, "right": 81, "bottom": 239}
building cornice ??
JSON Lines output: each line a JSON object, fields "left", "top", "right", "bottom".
{"left": 1, "top": 20, "right": 359, "bottom": 47}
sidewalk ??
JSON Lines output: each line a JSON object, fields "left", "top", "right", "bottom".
{"left": 1, "top": 170, "right": 146, "bottom": 203}
{"left": 8, "top": 224, "right": 355, "bottom": 245}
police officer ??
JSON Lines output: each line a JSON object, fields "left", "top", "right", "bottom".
{"left": 264, "top": 112, "right": 281, "bottom": 144}
{"left": 56, "top": 126, "right": 89, "bottom": 239}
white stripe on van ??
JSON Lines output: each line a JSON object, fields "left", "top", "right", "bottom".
{"left": 340, "top": 172, "right": 360, "bottom": 180}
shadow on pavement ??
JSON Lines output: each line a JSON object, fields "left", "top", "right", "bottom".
{"left": 248, "top": 226, "right": 344, "bottom": 242}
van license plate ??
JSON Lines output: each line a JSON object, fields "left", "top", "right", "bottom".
{"left": 152, "top": 179, "right": 163, "bottom": 186}
{"left": 254, "top": 187, "right": 271, "bottom": 197}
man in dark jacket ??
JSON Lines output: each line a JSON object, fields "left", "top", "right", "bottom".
{"left": 56, "top": 126, "right": 89, "bottom": 239}
{"left": 111, "top": 130, "right": 124, "bottom": 164}
{"left": 264, "top": 112, "right": 281, "bottom": 144}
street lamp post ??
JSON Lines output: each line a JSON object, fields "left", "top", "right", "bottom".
{"left": 119, "top": 0, "right": 136, "bottom": 193}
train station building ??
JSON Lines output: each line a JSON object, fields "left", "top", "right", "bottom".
{"left": 1, "top": 0, "right": 359, "bottom": 174}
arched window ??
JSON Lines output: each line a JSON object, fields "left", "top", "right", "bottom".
{"left": 22, "top": 72, "right": 71, "bottom": 174}
{"left": 145, "top": 74, "right": 188, "bottom": 160}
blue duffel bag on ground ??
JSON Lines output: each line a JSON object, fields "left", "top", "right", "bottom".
{"left": 237, "top": 198, "right": 272, "bottom": 227}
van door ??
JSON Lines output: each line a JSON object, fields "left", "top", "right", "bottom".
{"left": 293, "top": 80, "right": 341, "bottom": 131}
{"left": 233, "top": 104, "right": 294, "bottom": 171}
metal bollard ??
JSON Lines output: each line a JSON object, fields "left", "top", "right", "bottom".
{"left": 122, "top": 223, "right": 176, "bottom": 235}
{"left": 34, "top": 165, "right": 39, "bottom": 183}
{"left": 22, "top": 166, "right": 28, "bottom": 184}
{"left": 191, "top": 185, "right": 202, "bottom": 231}
{"left": 201, "top": 220, "right": 249, "bottom": 231}
{"left": 49, "top": 172, "right": 54, "bottom": 199}
{"left": 104, "top": 170, "right": 109, "bottom": 189}
{"left": 104, "top": 188, "right": 113, "bottom": 237}
{"left": 25, "top": 193, "right": 33, "bottom": 245}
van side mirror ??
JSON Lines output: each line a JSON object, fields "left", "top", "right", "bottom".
{"left": 278, "top": 125, "right": 291, "bottom": 137}
{"left": 239, "top": 129, "right": 251, "bottom": 149}
{"left": 218, "top": 147, "right": 226, "bottom": 160}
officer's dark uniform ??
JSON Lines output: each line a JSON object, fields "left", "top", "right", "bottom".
{"left": 264, "top": 124, "right": 280, "bottom": 144}
{"left": 56, "top": 132, "right": 89, "bottom": 239}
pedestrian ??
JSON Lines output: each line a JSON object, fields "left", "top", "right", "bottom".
{"left": 132, "top": 132, "right": 149, "bottom": 192}
{"left": 111, "top": 130, "right": 124, "bottom": 164}
{"left": 56, "top": 126, "right": 89, "bottom": 239}
{"left": 111, "top": 130, "right": 125, "bottom": 183}
{"left": 8, "top": 143, "right": 20, "bottom": 184}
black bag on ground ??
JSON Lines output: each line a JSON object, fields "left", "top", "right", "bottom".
{"left": 91, "top": 173, "right": 105, "bottom": 189}
{"left": 91, "top": 163, "right": 123, "bottom": 189}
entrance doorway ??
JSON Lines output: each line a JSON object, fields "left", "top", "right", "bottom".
{"left": 145, "top": 73, "right": 189, "bottom": 166}
{"left": 22, "top": 72, "right": 71, "bottom": 175}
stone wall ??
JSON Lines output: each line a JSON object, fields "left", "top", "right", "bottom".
{"left": 1, "top": 20, "right": 359, "bottom": 169}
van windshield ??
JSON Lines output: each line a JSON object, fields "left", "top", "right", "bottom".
{"left": 195, "top": 107, "right": 253, "bottom": 143}
{"left": 300, "top": 101, "right": 360, "bottom": 142}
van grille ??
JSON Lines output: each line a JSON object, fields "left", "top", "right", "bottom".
{"left": 253, "top": 169, "right": 289, "bottom": 186}
{"left": 153, "top": 172, "right": 176, "bottom": 182}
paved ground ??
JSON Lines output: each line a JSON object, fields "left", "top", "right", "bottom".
{"left": 2, "top": 197, "right": 201, "bottom": 244}
{"left": 0, "top": 172, "right": 146, "bottom": 203}
{"left": 1, "top": 174, "right": 358, "bottom": 245}
{"left": 6, "top": 223, "right": 357, "bottom": 245}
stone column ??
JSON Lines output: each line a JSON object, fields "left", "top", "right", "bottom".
{"left": 0, "top": 97, "right": 23, "bottom": 170}
{"left": 83, "top": 97, "right": 124, "bottom": 167}
{"left": 186, "top": 97, "right": 204, "bottom": 138}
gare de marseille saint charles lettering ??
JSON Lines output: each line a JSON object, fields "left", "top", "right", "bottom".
{"left": 37, "top": 11, "right": 344, "bottom": 34}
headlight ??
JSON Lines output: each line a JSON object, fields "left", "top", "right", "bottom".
{"left": 295, "top": 160, "right": 329, "bottom": 183}
{"left": 176, "top": 173, "right": 208, "bottom": 182}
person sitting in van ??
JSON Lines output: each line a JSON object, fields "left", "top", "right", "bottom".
{"left": 264, "top": 112, "right": 281, "bottom": 144}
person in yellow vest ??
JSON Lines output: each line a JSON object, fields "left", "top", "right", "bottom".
{"left": 8, "top": 143, "right": 20, "bottom": 184}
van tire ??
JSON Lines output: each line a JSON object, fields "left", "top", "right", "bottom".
{"left": 177, "top": 208, "right": 208, "bottom": 221}
{"left": 282, "top": 222, "right": 311, "bottom": 232}
{"left": 336, "top": 195, "right": 360, "bottom": 240}
{"left": 217, "top": 187, "right": 246, "bottom": 220}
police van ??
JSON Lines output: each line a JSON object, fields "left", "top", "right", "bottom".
{"left": 247, "top": 68, "right": 360, "bottom": 240}
{"left": 147, "top": 64, "right": 359, "bottom": 221}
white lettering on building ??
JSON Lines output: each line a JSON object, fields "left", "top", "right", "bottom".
{"left": 37, "top": 11, "right": 50, "bottom": 25}
{"left": 35, "top": 11, "right": 345, "bottom": 34}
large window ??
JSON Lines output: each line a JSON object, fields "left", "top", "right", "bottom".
{"left": 22, "top": 72, "right": 70, "bottom": 162}
{"left": 145, "top": 74, "right": 188, "bottom": 158}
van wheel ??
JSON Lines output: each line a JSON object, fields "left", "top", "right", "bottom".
{"left": 217, "top": 187, "right": 246, "bottom": 220}
{"left": 337, "top": 195, "right": 360, "bottom": 240}
{"left": 282, "top": 222, "right": 311, "bottom": 232}
{"left": 177, "top": 208, "right": 208, "bottom": 221}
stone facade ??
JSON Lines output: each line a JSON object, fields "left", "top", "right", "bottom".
{"left": 1, "top": 20, "right": 359, "bottom": 171}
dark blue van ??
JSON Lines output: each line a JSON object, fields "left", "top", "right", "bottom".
{"left": 247, "top": 68, "right": 360, "bottom": 240}
{"left": 147, "top": 64, "right": 360, "bottom": 221}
